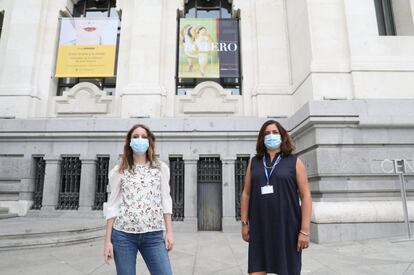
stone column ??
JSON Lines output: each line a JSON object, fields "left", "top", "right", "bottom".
{"left": 221, "top": 156, "right": 239, "bottom": 232}
{"left": 233, "top": 0, "right": 291, "bottom": 117}
{"left": 41, "top": 156, "right": 61, "bottom": 212}
{"left": 78, "top": 157, "right": 96, "bottom": 212}
{"left": 182, "top": 156, "right": 198, "bottom": 232}
{"left": 117, "top": 0, "right": 166, "bottom": 118}
{"left": 0, "top": 0, "right": 42, "bottom": 118}
{"left": 161, "top": 0, "right": 184, "bottom": 117}
{"left": 0, "top": 0, "right": 68, "bottom": 118}
{"left": 232, "top": 0, "right": 257, "bottom": 116}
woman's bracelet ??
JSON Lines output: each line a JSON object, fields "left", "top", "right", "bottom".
{"left": 299, "top": 230, "right": 310, "bottom": 236}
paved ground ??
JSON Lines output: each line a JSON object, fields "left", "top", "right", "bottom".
{"left": 1, "top": 230, "right": 414, "bottom": 275}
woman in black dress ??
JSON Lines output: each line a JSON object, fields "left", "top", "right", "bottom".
{"left": 240, "top": 120, "right": 312, "bottom": 275}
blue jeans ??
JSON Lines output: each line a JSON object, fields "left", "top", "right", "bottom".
{"left": 111, "top": 229, "right": 172, "bottom": 275}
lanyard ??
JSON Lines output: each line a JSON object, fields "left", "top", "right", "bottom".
{"left": 263, "top": 154, "right": 281, "bottom": 185}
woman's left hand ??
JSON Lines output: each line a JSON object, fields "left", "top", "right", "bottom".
{"left": 165, "top": 231, "right": 174, "bottom": 252}
{"left": 297, "top": 232, "right": 310, "bottom": 252}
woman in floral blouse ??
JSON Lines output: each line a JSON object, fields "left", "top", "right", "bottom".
{"left": 103, "top": 124, "right": 174, "bottom": 275}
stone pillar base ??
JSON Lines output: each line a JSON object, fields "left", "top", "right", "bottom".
{"left": 311, "top": 201, "right": 414, "bottom": 243}
{"left": 40, "top": 206, "right": 56, "bottom": 212}
{"left": 173, "top": 217, "right": 198, "bottom": 232}
{"left": 311, "top": 222, "right": 414, "bottom": 243}
{"left": 0, "top": 200, "right": 33, "bottom": 216}
{"left": 78, "top": 206, "right": 93, "bottom": 212}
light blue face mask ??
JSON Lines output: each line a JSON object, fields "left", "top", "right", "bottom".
{"left": 264, "top": 134, "right": 282, "bottom": 150}
{"left": 130, "top": 138, "right": 149, "bottom": 155}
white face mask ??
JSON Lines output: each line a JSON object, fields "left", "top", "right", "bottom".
{"left": 264, "top": 134, "right": 281, "bottom": 150}
{"left": 130, "top": 138, "right": 149, "bottom": 155}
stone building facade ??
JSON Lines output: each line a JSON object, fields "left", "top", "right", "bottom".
{"left": 0, "top": 0, "right": 413, "bottom": 243}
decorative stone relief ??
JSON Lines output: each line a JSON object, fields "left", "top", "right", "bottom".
{"left": 177, "top": 81, "right": 240, "bottom": 115}
{"left": 54, "top": 82, "right": 113, "bottom": 115}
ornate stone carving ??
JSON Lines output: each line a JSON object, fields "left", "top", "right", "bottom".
{"left": 178, "top": 81, "right": 240, "bottom": 115}
{"left": 55, "top": 82, "right": 113, "bottom": 115}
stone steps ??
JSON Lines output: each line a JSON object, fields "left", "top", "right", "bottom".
{"left": 0, "top": 226, "right": 105, "bottom": 251}
{"left": 0, "top": 225, "right": 104, "bottom": 240}
{"left": 0, "top": 213, "right": 18, "bottom": 220}
{"left": 0, "top": 207, "right": 18, "bottom": 220}
{"left": 0, "top": 207, "right": 8, "bottom": 214}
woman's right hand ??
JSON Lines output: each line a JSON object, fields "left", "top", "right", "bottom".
{"left": 104, "top": 241, "right": 114, "bottom": 264}
{"left": 241, "top": 224, "right": 250, "bottom": 242}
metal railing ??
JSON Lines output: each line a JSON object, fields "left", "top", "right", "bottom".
{"left": 235, "top": 156, "right": 249, "bottom": 220}
{"left": 57, "top": 157, "right": 81, "bottom": 210}
{"left": 197, "top": 156, "right": 222, "bottom": 183}
{"left": 93, "top": 156, "right": 109, "bottom": 210}
{"left": 31, "top": 157, "right": 45, "bottom": 210}
{"left": 169, "top": 157, "right": 185, "bottom": 221}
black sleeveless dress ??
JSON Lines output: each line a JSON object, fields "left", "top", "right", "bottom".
{"left": 248, "top": 153, "right": 301, "bottom": 275}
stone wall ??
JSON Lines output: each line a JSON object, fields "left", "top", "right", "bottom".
{"left": 290, "top": 99, "right": 414, "bottom": 242}
{"left": 1, "top": 99, "right": 413, "bottom": 242}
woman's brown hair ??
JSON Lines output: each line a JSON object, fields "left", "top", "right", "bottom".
{"left": 119, "top": 124, "right": 159, "bottom": 173}
{"left": 256, "top": 120, "right": 296, "bottom": 159}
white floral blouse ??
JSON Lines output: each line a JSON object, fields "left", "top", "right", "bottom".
{"left": 104, "top": 161, "right": 173, "bottom": 233}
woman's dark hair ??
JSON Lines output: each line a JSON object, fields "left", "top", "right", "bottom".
{"left": 119, "top": 124, "right": 159, "bottom": 173}
{"left": 256, "top": 120, "right": 296, "bottom": 158}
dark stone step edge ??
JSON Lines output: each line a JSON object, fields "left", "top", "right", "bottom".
{"left": 0, "top": 226, "right": 104, "bottom": 240}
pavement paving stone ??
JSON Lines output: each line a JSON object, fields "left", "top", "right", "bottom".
{"left": 404, "top": 263, "right": 414, "bottom": 275}
{"left": 0, "top": 217, "right": 413, "bottom": 275}
{"left": 369, "top": 263, "right": 413, "bottom": 275}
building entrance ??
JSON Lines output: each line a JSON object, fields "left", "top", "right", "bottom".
{"left": 197, "top": 156, "right": 222, "bottom": 230}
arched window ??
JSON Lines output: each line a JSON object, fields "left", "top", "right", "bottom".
{"left": 176, "top": 0, "right": 241, "bottom": 95}
{"left": 57, "top": 0, "right": 120, "bottom": 96}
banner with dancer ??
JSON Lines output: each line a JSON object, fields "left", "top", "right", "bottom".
{"left": 178, "top": 18, "right": 240, "bottom": 78}
{"left": 55, "top": 18, "right": 118, "bottom": 78}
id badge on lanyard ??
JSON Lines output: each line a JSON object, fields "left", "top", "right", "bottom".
{"left": 261, "top": 154, "right": 281, "bottom": 195}
{"left": 261, "top": 185, "right": 274, "bottom": 195}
